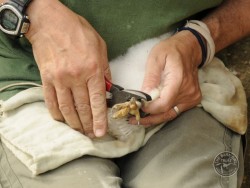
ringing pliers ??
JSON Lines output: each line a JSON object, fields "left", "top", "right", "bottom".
{"left": 105, "top": 77, "right": 152, "bottom": 118}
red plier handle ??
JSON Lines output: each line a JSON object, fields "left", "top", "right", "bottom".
{"left": 105, "top": 77, "right": 124, "bottom": 92}
{"left": 105, "top": 77, "right": 152, "bottom": 118}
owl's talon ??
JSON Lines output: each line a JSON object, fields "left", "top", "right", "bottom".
{"left": 111, "top": 97, "right": 141, "bottom": 120}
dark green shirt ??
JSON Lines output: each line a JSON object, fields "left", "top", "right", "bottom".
{"left": 0, "top": 0, "right": 222, "bottom": 100}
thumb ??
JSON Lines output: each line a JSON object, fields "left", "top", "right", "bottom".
{"left": 142, "top": 59, "right": 182, "bottom": 114}
{"left": 142, "top": 75, "right": 180, "bottom": 114}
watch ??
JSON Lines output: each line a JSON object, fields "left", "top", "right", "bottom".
{"left": 0, "top": 0, "right": 32, "bottom": 37}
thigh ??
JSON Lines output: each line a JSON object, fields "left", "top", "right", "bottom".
{"left": 0, "top": 141, "right": 121, "bottom": 188}
{"left": 116, "top": 108, "right": 244, "bottom": 188}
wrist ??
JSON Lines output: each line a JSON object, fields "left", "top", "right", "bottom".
{"left": 177, "top": 30, "right": 203, "bottom": 68}
{"left": 178, "top": 20, "right": 216, "bottom": 68}
{"left": 178, "top": 28, "right": 206, "bottom": 68}
{"left": 25, "top": 0, "right": 60, "bottom": 41}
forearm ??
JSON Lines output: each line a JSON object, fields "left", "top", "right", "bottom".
{"left": 203, "top": 0, "right": 250, "bottom": 52}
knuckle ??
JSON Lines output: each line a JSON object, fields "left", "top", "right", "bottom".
{"left": 53, "top": 65, "right": 83, "bottom": 81}
{"left": 75, "top": 103, "right": 91, "bottom": 113}
{"left": 86, "top": 59, "right": 99, "bottom": 73}
{"left": 90, "top": 93, "right": 106, "bottom": 108}
{"left": 53, "top": 68, "right": 67, "bottom": 81}
{"left": 169, "top": 110, "right": 177, "bottom": 120}
{"left": 159, "top": 113, "right": 167, "bottom": 122}
{"left": 44, "top": 99, "right": 56, "bottom": 109}
{"left": 163, "top": 110, "right": 176, "bottom": 121}
{"left": 59, "top": 103, "right": 74, "bottom": 115}
{"left": 64, "top": 67, "right": 81, "bottom": 79}
{"left": 43, "top": 84, "right": 52, "bottom": 92}
{"left": 67, "top": 67, "right": 82, "bottom": 78}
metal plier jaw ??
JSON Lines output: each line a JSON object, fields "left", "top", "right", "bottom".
{"left": 105, "top": 77, "right": 152, "bottom": 118}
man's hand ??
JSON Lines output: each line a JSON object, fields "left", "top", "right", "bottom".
{"left": 130, "top": 31, "right": 202, "bottom": 126}
{"left": 26, "top": 0, "right": 110, "bottom": 137}
{"left": 129, "top": 0, "right": 250, "bottom": 127}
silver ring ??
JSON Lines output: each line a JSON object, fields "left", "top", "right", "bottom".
{"left": 173, "top": 106, "right": 180, "bottom": 116}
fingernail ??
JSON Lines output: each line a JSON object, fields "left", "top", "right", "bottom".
{"left": 95, "top": 129, "right": 105, "bottom": 137}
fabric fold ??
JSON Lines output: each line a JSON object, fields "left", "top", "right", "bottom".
{"left": 199, "top": 58, "right": 247, "bottom": 134}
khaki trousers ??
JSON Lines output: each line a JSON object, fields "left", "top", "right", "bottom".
{"left": 0, "top": 108, "right": 244, "bottom": 188}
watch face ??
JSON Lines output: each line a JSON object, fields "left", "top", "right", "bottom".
{"left": 1, "top": 9, "right": 18, "bottom": 31}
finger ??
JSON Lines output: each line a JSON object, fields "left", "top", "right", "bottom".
{"left": 87, "top": 73, "right": 107, "bottom": 137}
{"left": 143, "top": 57, "right": 183, "bottom": 114}
{"left": 55, "top": 85, "right": 83, "bottom": 133}
{"left": 72, "top": 85, "right": 94, "bottom": 138}
{"left": 43, "top": 83, "right": 64, "bottom": 122}
{"left": 129, "top": 107, "right": 178, "bottom": 127}
{"left": 142, "top": 77, "right": 180, "bottom": 114}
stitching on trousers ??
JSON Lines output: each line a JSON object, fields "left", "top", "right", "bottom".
{"left": 223, "top": 128, "right": 233, "bottom": 152}
{"left": 0, "top": 144, "right": 13, "bottom": 188}
{"left": 0, "top": 142, "right": 23, "bottom": 188}
{"left": 219, "top": 127, "right": 234, "bottom": 188}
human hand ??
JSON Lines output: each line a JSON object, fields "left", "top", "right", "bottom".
{"left": 26, "top": 0, "right": 110, "bottom": 137}
{"left": 130, "top": 31, "right": 202, "bottom": 126}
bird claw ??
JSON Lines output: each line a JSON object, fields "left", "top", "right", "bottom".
{"left": 111, "top": 97, "right": 141, "bottom": 121}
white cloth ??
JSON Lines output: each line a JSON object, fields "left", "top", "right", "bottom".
{"left": 0, "top": 33, "right": 247, "bottom": 175}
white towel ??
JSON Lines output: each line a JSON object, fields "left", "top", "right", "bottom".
{"left": 0, "top": 33, "right": 247, "bottom": 175}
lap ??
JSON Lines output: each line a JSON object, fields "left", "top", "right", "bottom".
{"left": 0, "top": 108, "right": 244, "bottom": 188}
{"left": 116, "top": 107, "right": 244, "bottom": 188}
{"left": 0, "top": 141, "right": 121, "bottom": 188}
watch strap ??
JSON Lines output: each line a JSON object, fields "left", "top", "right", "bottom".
{"left": 9, "top": 0, "right": 32, "bottom": 12}
{"left": 11, "top": 0, "right": 32, "bottom": 7}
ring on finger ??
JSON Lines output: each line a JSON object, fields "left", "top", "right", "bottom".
{"left": 173, "top": 106, "right": 181, "bottom": 116}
